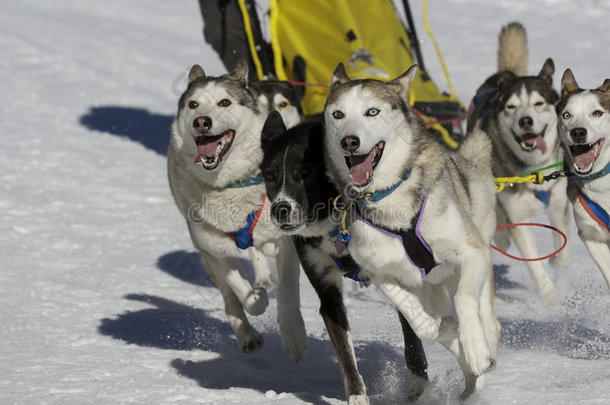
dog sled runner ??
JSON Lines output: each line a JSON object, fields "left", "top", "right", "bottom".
{"left": 238, "top": 0, "right": 467, "bottom": 148}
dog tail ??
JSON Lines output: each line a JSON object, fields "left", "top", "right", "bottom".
{"left": 498, "top": 22, "right": 528, "bottom": 76}
{"left": 459, "top": 129, "right": 493, "bottom": 177}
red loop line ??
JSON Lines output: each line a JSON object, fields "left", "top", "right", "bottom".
{"left": 492, "top": 222, "right": 567, "bottom": 262}
{"left": 288, "top": 80, "right": 330, "bottom": 89}
{"left": 411, "top": 106, "right": 467, "bottom": 126}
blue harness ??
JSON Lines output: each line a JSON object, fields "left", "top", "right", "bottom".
{"left": 223, "top": 173, "right": 266, "bottom": 250}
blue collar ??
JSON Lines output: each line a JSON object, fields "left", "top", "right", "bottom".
{"left": 346, "top": 171, "right": 411, "bottom": 205}
{"left": 569, "top": 161, "right": 610, "bottom": 181}
{"left": 226, "top": 173, "right": 264, "bottom": 189}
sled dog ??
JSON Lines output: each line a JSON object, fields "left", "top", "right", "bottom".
{"left": 557, "top": 69, "right": 610, "bottom": 288}
{"left": 469, "top": 22, "right": 572, "bottom": 301}
{"left": 260, "top": 111, "right": 429, "bottom": 403}
{"left": 167, "top": 61, "right": 306, "bottom": 360}
{"left": 250, "top": 79, "right": 303, "bottom": 128}
{"left": 323, "top": 63, "right": 500, "bottom": 399}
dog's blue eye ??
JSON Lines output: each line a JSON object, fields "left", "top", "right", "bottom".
{"left": 365, "top": 108, "right": 380, "bottom": 117}
{"left": 562, "top": 111, "right": 571, "bottom": 119}
{"left": 593, "top": 110, "right": 604, "bottom": 117}
{"left": 332, "top": 110, "right": 345, "bottom": 119}
{"left": 218, "top": 99, "right": 232, "bottom": 107}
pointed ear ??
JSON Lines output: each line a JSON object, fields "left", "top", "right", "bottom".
{"left": 261, "top": 111, "right": 287, "bottom": 150}
{"left": 391, "top": 64, "right": 418, "bottom": 102}
{"left": 538, "top": 58, "right": 554, "bottom": 85}
{"left": 330, "top": 63, "right": 350, "bottom": 88}
{"left": 561, "top": 68, "right": 580, "bottom": 98}
{"left": 188, "top": 64, "right": 206, "bottom": 83}
{"left": 597, "top": 79, "right": 610, "bottom": 93}
{"left": 227, "top": 59, "right": 249, "bottom": 86}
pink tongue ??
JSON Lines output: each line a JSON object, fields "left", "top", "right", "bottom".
{"left": 198, "top": 139, "right": 221, "bottom": 158}
{"left": 573, "top": 148, "right": 597, "bottom": 171}
{"left": 349, "top": 150, "right": 375, "bottom": 186}
{"left": 525, "top": 135, "right": 547, "bottom": 154}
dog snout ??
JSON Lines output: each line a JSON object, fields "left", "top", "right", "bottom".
{"left": 518, "top": 116, "right": 534, "bottom": 130}
{"left": 193, "top": 116, "right": 212, "bottom": 133}
{"left": 570, "top": 127, "right": 588, "bottom": 143}
{"left": 271, "top": 201, "right": 292, "bottom": 224}
{"left": 341, "top": 135, "right": 360, "bottom": 152}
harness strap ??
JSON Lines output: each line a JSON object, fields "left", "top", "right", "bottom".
{"left": 575, "top": 185, "right": 609, "bottom": 232}
{"left": 356, "top": 192, "right": 436, "bottom": 278}
{"left": 532, "top": 189, "right": 551, "bottom": 206}
{"left": 225, "top": 193, "right": 267, "bottom": 249}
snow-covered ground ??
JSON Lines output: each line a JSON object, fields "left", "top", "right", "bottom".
{"left": 1, "top": 1, "right": 609, "bottom": 404}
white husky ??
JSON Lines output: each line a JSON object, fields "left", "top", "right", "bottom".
{"left": 323, "top": 63, "right": 500, "bottom": 399}
{"left": 167, "top": 61, "right": 306, "bottom": 360}
{"left": 557, "top": 69, "right": 610, "bottom": 288}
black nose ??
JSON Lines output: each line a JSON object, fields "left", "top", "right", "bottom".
{"left": 570, "top": 127, "right": 588, "bottom": 143}
{"left": 193, "top": 116, "right": 212, "bottom": 132}
{"left": 271, "top": 201, "right": 292, "bottom": 224}
{"left": 341, "top": 135, "right": 360, "bottom": 152}
{"left": 518, "top": 116, "right": 533, "bottom": 130}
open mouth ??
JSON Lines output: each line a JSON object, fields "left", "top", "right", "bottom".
{"left": 570, "top": 138, "right": 605, "bottom": 175}
{"left": 344, "top": 141, "right": 385, "bottom": 187}
{"left": 512, "top": 125, "right": 548, "bottom": 153}
{"left": 194, "top": 129, "right": 235, "bottom": 170}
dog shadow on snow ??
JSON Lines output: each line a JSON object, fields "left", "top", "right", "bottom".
{"left": 80, "top": 106, "right": 172, "bottom": 155}
{"left": 98, "top": 250, "right": 418, "bottom": 405}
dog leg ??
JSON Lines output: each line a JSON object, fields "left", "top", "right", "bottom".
{"left": 200, "top": 255, "right": 264, "bottom": 353}
{"left": 479, "top": 266, "right": 501, "bottom": 360}
{"left": 275, "top": 237, "right": 307, "bottom": 362}
{"left": 582, "top": 239, "right": 610, "bottom": 288}
{"left": 398, "top": 311, "right": 429, "bottom": 401}
{"left": 202, "top": 252, "right": 269, "bottom": 316}
{"left": 296, "top": 247, "right": 368, "bottom": 404}
{"left": 454, "top": 245, "right": 494, "bottom": 377}
{"left": 547, "top": 194, "right": 573, "bottom": 269}
{"left": 372, "top": 278, "right": 456, "bottom": 341}
{"left": 248, "top": 247, "right": 275, "bottom": 292}
{"left": 507, "top": 224, "right": 557, "bottom": 301}
{"left": 439, "top": 338, "right": 485, "bottom": 401}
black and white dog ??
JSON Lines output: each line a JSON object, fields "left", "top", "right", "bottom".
{"left": 260, "top": 111, "right": 429, "bottom": 404}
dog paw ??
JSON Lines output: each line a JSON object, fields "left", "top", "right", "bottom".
{"left": 260, "top": 242, "right": 279, "bottom": 256}
{"left": 279, "top": 311, "right": 307, "bottom": 362}
{"left": 244, "top": 287, "right": 269, "bottom": 316}
{"left": 348, "top": 395, "right": 369, "bottom": 405}
{"left": 237, "top": 329, "right": 264, "bottom": 354}
{"left": 460, "top": 331, "right": 493, "bottom": 376}
{"left": 537, "top": 281, "right": 557, "bottom": 303}
{"left": 255, "top": 276, "right": 275, "bottom": 292}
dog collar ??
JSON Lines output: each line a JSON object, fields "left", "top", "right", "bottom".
{"left": 569, "top": 161, "right": 610, "bottom": 181}
{"left": 225, "top": 193, "right": 267, "bottom": 249}
{"left": 575, "top": 185, "right": 609, "bottom": 232}
{"left": 347, "top": 171, "right": 411, "bottom": 204}
{"left": 226, "top": 173, "right": 264, "bottom": 189}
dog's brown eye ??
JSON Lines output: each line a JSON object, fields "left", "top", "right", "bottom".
{"left": 301, "top": 166, "right": 313, "bottom": 177}
{"left": 505, "top": 104, "right": 516, "bottom": 110}
{"left": 188, "top": 101, "right": 198, "bottom": 109}
{"left": 277, "top": 101, "right": 288, "bottom": 108}
{"left": 218, "top": 99, "right": 231, "bottom": 107}
{"left": 534, "top": 101, "right": 544, "bottom": 107}
{"left": 264, "top": 172, "right": 275, "bottom": 181}
{"left": 593, "top": 110, "right": 604, "bottom": 117}
{"left": 332, "top": 110, "right": 344, "bottom": 119}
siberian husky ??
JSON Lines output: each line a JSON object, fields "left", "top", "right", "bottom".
{"left": 557, "top": 69, "right": 610, "bottom": 288}
{"left": 469, "top": 22, "right": 572, "bottom": 301}
{"left": 250, "top": 79, "right": 303, "bottom": 128}
{"left": 323, "top": 63, "right": 500, "bottom": 399}
{"left": 260, "top": 111, "right": 429, "bottom": 403}
{"left": 167, "top": 61, "right": 307, "bottom": 360}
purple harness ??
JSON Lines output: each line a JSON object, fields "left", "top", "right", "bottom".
{"left": 356, "top": 192, "right": 435, "bottom": 278}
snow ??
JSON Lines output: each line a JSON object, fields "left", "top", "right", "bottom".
{"left": 1, "top": 0, "right": 609, "bottom": 404}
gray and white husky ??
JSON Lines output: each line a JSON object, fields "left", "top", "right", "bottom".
{"left": 260, "top": 111, "right": 429, "bottom": 404}
{"left": 167, "top": 61, "right": 307, "bottom": 360}
{"left": 557, "top": 69, "right": 610, "bottom": 288}
{"left": 469, "top": 22, "right": 572, "bottom": 301}
{"left": 324, "top": 63, "right": 500, "bottom": 399}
